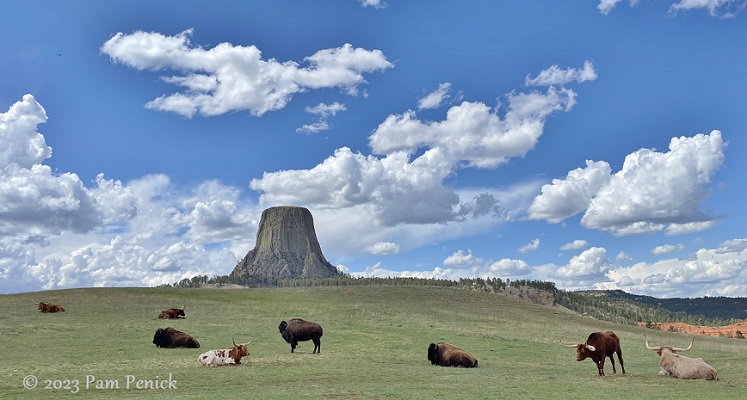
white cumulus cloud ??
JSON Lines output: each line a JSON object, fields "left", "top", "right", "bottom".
{"left": 518, "top": 239, "right": 540, "bottom": 253}
{"left": 652, "top": 244, "right": 686, "bottom": 255}
{"left": 101, "top": 30, "right": 392, "bottom": 117}
{"left": 560, "top": 240, "right": 589, "bottom": 251}
{"left": 364, "top": 241, "right": 400, "bottom": 255}
{"left": 525, "top": 61, "right": 598, "bottom": 87}
{"left": 417, "top": 83, "right": 452, "bottom": 110}
{"left": 528, "top": 131, "right": 726, "bottom": 236}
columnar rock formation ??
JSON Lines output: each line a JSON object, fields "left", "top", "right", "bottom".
{"left": 232, "top": 206, "right": 340, "bottom": 279}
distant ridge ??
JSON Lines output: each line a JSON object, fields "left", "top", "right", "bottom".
{"left": 596, "top": 289, "right": 747, "bottom": 320}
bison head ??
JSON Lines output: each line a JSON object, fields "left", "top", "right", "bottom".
{"left": 278, "top": 321, "right": 291, "bottom": 343}
{"left": 153, "top": 328, "right": 171, "bottom": 346}
{"left": 427, "top": 343, "right": 440, "bottom": 365}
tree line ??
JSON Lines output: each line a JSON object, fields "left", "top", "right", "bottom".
{"left": 161, "top": 272, "right": 744, "bottom": 327}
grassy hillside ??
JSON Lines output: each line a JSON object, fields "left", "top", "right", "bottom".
{"left": 2, "top": 286, "right": 746, "bottom": 399}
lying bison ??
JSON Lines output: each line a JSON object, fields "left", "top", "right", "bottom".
{"left": 427, "top": 342, "right": 478, "bottom": 368}
{"left": 158, "top": 306, "right": 186, "bottom": 319}
{"left": 278, "top": 318, "right": 323, "bottom": 353}
{"left": 152, "top": 327, "right": 200, "bottom": 348}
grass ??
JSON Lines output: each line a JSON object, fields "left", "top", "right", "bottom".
{"left": 2, "top": 285, "right": 746, "bottom": 399}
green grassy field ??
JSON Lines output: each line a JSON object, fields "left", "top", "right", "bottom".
{"left": 1, "top": 285, "right": 746, "bottom": 399}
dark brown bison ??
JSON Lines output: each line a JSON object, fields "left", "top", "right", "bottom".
{"left": 152, "top": 327, "right": 200, "bottom": 348}
{"left": 278, "top": 318, "right": 323, "bottom": 353}
{"left": 33, "top": 299, "right": 65, "bottom": 313}
{"left": 158, "top": 306, "right": 186, "bottom": 319}
{"left": 564, "top": 331, "right": 625, "bottom": 376}
{"left": 427, "top": 342, "right": 478, "bottom": 368}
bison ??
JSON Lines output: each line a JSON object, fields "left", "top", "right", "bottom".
{"left": 564, "top": 331, "right": 625, "bottom": 376}
{"left": 427, "top": 342, "right": 478, "bottom": 368}
{"left": 644, "top": 335, "right": 717, "bottom": 380}
{"left": 158, "top": 306, "right": 186, "bottom": 319}
{"left": 278, "top": 318, "right": 323, "bottom": 353}
{"left": 33, "top": 299, "right": 65, "bottom": 313}
{"left": 198, "top": 338, "right": 253, "bottom": 366}
{"left": 152, "top": 327, "right": 200, "bottom": 348}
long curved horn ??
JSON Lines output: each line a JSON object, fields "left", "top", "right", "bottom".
{"left": 644, "top": 335, "right": 659, "bottom": 350}
{"left": 563, "top": 344, "right": 578, "bottom": 348}
{"left": 672, "top": 337, "right": 694, "bottom": 352}
{"left": 32, "top": 299, "right": 38, "bottom": 304}
{"left": 182, "top": 304, "right": 185, "bottom": 310}
{"left": 233, "top": 337, "right": 237, "bottom": 347}
{"left": 245, "top": 338, "right": 254, "bottom": 345}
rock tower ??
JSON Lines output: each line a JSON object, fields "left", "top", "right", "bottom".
{"left": 232, "top": 206, "right": 340, "bottom": 279}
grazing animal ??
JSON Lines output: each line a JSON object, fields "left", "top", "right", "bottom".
{"left": 644, "top": 335, "right": 717, "bottom": 380}
{"left": 564, "top": 331, "right": 625, "bottom": 376}
{"left": 198, "top": 339, "right": 253, "bottom": 366}
{"left": 33, "top": 299, "right": 65, "bottom": 313}
{"left": 427, "top": 342, "right": 478, "bottom": 368}
{"left": 278, "top": 318, "right": 323, "bottom": 353}
{"left": 152, "top": 327, "right": 200, "bottom": 348}
{"left": 158, "top": 306, "right": 186, "bottom": 319}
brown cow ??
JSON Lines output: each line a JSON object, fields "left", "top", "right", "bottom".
{"left": 644, "top": 335, "right": 717, "bottom": 380}
{"left": 152, "top": 327, "right": 200, "bottom": 348}
{"left": 198, "top": 338, "right": 254, "bottom": 366}
{"left": 158, "top": 306, "right": 186, "bottom": 319}
{"left": 427, "top": 342, "right": 478, "bottom": 368}
{"left": 33, "top": 299, "right": 65, "bottom": 313}
{"left": 564, "top": 331, "right": 625, "bottom": 376}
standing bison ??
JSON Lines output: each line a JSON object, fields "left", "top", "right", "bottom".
{"left": 278, "top": 318, "right": 323, "bottom": 353}
{"left": 158, "top": 306, "right": 186, "bottom": 319}
{"left": 33, "top": 299, "right": 65, "bottom": 313}
{"left": 564, "top": 331, "right": 625, "bottom": 376}
{"left": 152, "top": 327, "right": 201, "bottom": 348}
{"left": 427, "top": 342, "right": 478, "bottom": 368}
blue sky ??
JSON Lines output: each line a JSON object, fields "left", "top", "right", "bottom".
{"left": 1, "top": 0, "right": 746, "bottom": 297}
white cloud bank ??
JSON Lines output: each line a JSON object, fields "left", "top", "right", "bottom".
{"left": 527, "top": 131, "right": 726, "bottom": 236}
{"left": 0, "top": 95, "right": 255, "bottom": 293}
{"left": 101, "top": 30, "right": 392, "bottom": 117}
{"left": 598, "top": 0, "right": 745, "bottom": 17}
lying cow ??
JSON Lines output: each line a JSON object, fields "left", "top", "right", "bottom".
{"left": 198, "top": 339, "right": 253, "bottom": 366}
{"left": 427, "top": 342, "right": 478, "bottom": 368}
{"left": 158, "top": 306, "right": 186, "bottom": 319}
{"left": 33, "top": 299, "right": 65, "bottom": 313}
{"left": 564, "top": 331, "right": 625, "bottom": 376}
{"left": 279, "top": 318, "right": 323, "bottom": 353}
{"left": 644, "top": 335, "right": 717, "bottom": 380}
{"left": 152, "top": 327, "right": 200, "bottom": 348}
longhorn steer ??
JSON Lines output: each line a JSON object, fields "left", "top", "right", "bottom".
{"left": 198, "top": 339, "right": 253, "bottom": 366}
{"left": 158, "top": 306, "right": 186, "bottom": 319}
{"left": 427, "top": 342, "right": 478, "bottom": 368}
{"left": 564, "top": 331, "right": 625, "bottom": 376}
{"left": 33, "top": 299, "right": 65, "bottom": 313}
{"left": 644, "top": 335, "right": 717, "bottom": 380}
{"left": 152, "top": 327, "right": 200, "bottom": 348}
{"left": 278, "top": 318, "right": 323, "bottom": 353}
